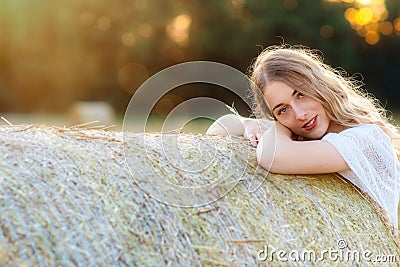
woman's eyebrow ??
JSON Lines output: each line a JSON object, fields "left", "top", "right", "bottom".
{"left": 272, "top": 103, "right": 283, "bottom": 112}
{"left": 272, "top": 90, "right": 298, "bottom": 112}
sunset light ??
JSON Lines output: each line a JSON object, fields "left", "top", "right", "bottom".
{"left": 327, "top": 0, "right": 399, "bottom": 44}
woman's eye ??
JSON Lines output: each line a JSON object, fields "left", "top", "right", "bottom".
{"left": 278, "top": 107, "right": 288, "bottom": 115}
{"left": 297, "top": 92, "right": 304, "bottom": 98}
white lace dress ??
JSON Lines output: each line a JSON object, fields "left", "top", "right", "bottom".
{"left": 322, "top": 124, "right": 400, "bottom": 229}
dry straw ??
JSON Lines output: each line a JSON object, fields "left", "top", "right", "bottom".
{"left": 0, "top": 125, "right": 399, "bottom": 266}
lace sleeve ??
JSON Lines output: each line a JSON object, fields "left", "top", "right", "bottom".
{"left": 322, "top": 124, "right": 400, "bottom": 228}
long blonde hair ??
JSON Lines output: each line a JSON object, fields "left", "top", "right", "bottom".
{"left": 249, "top": 45, "right": 400, "bottom": 141}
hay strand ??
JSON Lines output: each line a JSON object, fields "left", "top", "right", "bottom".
{"left": 1, "top": 117, "right": 13, "bottom": 126}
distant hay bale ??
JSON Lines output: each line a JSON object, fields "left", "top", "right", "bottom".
{"left": 67, "top": 101, "right": 115, "bottom": 126}
{"left": 0, "top": 125, "right": 399, "bottom": 266}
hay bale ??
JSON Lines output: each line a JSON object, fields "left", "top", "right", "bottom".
{"left": 67, "top": 101, "right": 115, "bottom": 126}
{"left": 0, "top": 125, "right": 399, "bottom": 266}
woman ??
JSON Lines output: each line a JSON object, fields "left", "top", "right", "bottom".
{"left": 207, "top": 45, "right": 400, "bottom": 232}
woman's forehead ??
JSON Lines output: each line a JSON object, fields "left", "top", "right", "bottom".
{"left": 263, "top": 81, "right": 296, "bottom": 111}
{"left": 263, "top": 81, "right": 295, "bottom": 100}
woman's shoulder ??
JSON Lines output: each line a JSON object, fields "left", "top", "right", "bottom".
{"left": 322, "top": 124, "right": 391, "bottom": 145}
{"left": 327, "top": 124, "right": 385, "bottom": 137}
{"left": 341, "top": 123, "right": 380, "bottom": 133}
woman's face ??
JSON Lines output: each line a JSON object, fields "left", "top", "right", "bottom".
{"left": 263, "top": 81, "right": 332, "bottom": 140}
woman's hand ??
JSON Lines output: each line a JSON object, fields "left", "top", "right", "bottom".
{"left": 206, "top": 114, "right": 271, "bottom": 147}
{"left": 242, "top": 118, "right": 270, "bottom": 147}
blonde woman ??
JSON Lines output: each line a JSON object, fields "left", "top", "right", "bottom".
{"left": 207, "top": 45, "right": 400, "bottom": 232}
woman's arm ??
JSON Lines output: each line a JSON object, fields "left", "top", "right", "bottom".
{"left": 206, "top": 114, "right": 271, "bottom": 147}
{"left": 256, "top": 122, "right": 349, "bottom": 174}
{"left": 206, "top": 114, "right": 245, "bottom": 136}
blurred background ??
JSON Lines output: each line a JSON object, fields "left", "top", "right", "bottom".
{"left": 1, "top": 0, "right": 399, "bottom": 131}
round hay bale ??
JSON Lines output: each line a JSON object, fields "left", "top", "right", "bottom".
{"left": 0, "top": 125, "right": 398, "bottom": 266}
{"left": 67, "top": 101, "right": 115, "bottom": 126}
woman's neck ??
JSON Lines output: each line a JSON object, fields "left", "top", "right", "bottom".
{"left": 327, "top": 122, "right": 349, "bottom": 134}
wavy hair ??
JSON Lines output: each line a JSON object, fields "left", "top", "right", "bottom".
{"left": 248, "top": 45, "right": 400, "bottom": 142}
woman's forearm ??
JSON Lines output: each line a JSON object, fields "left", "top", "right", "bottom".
{"left": 256, "top": 123, "right": 293, "bottom": 171}
{"left": 206, "top": 114, "right": 273, "bottom": 149}
{"left": 256, "top": 122, "right": 348, "bottom": 174}
{"left": 256, "top": 126, "right": 276, "bottom": 170}
{"left": 206, "top": 114, "right": 245, "bottom": 136}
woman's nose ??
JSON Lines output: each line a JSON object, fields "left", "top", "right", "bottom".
{"left": 293, "top": 105, "right": 307, "bottom": 120}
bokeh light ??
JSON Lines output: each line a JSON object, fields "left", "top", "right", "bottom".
{"left": 326, "top": 0, "right": 395, "bottom": 44}
{"left": 379, "top": 21, "right": 393, "bottom": 35}
{"left": 283, "top": 0, "right": 298, "bottom": 11}
{"left": 166, "top": 14, "right": 192, "bottom": 47}
{"left": 395, "top": 17, "right": 400, "bottom": 36}
{"left": 231, "top": 0, "right": 246, "bottom": 9}
{"left": 320, "top": 25, "right": 334, "bottom": 39}
{"left": 97, "top": 17, "right": 111, "bottom": 31}
{"left": 138, "top": 24, "right": 154, "bottom": 38}
{"left": 121, "top": 32, "right": 136, "bottom": 46}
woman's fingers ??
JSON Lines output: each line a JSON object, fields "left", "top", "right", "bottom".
{"left": 244, "top": 131, "right": 259, "bottom": 148}
{"left": 247, "top": 133, "right": 257, "bottom": 148}
{"left": 242, "top": 119, "right": 272, "bottom": 147}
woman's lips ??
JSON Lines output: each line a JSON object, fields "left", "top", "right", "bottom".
{"left": 303, "top": 116, "right": 317, "bottom": 130}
